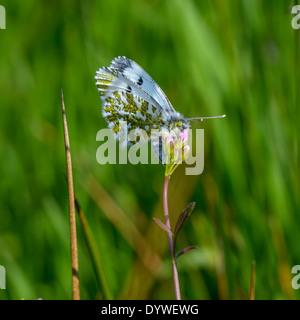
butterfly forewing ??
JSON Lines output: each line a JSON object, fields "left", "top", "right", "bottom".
{"left": 110, "top": 56, "right": 175, "bottom": 113}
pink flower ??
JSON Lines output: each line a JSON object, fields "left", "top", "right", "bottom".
{"left": 181, "top": 129, "right": 189, "bottom": 143}
{"left": 163, "top": 129, "right": 191, "bottom": 166}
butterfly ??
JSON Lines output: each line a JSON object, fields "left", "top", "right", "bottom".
{"left": 95, "top": 56, "right": 225, "bottom": 163}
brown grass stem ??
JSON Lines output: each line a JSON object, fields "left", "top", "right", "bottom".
{"left": 61, "top": 90, "right": 80, "bottom": 300}
{"left": 249, "top": 260, "right": 256, "bottom": 300}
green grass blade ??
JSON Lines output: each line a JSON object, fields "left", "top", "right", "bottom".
{"left": 75, "top": 198, "right": 113, "bottom": 300}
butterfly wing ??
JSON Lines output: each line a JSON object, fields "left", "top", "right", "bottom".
{"left": 95, "top": 65, "right": 163, "bottom": 147}
{"left": 109, "top": 56, "right": 175, "bottom": 113}
{"left": 95, "top": 56, "right": 178, "bottom": 163}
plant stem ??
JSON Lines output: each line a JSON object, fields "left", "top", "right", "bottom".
{"left": 61, "top": 90, "right": 80, "bottom": 300}
{"left": 295, "top": 0, "right": 300, "bottom": 173}
{"left": 163, "top": 175, "right": 181, "bottom": 300}
{"left": 249, "top": 261, "right": 256, "bottom": 300}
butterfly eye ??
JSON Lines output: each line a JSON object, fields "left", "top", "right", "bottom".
{"left": 177, "top": 121, "right": 183, "bottom": 127}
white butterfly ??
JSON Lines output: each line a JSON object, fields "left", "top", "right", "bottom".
{"left": 95, "top": 56, "right": 225, "bottom": 163}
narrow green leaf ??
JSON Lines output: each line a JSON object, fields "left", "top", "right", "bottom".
{"left": 175, "top": 246, "right": 197, "bottom": 260}
{"left": 174, "top": 202, "right": 197, "bottom": 236}
{"left": 172, "top": 202, "right": 197, "bottom": 259}
{"left": 152, "top": 217, "right": 174, "bottom": 237}
{"left": 75, "top": 197, "right": 113, "bottom": 300}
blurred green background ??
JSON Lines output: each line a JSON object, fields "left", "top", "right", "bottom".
{"left": 0, "top": 0, "right": 299, "bottom": 300}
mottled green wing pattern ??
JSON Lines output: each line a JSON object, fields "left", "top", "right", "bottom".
{"left": 95, "top": 65, "right": 164, "bottom": 146}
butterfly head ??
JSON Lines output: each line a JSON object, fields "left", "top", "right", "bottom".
{"left": 166, "top": 111, "right": 190, "bottom": 131}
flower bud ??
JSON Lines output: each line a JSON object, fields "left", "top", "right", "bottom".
{"left": 182, "top": 145, "right": 191, "bottom": 161}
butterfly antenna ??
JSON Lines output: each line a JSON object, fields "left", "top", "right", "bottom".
{"left": 186, "top": 115, "right": 226, "bottom": 122}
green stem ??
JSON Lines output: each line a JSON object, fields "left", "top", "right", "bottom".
{"left": 163, "top": 175, "right": 181, "bottom": 300}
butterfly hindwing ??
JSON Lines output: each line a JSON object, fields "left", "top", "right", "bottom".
{"left": 95, "top": 66, "right": 163, "bottom": 146}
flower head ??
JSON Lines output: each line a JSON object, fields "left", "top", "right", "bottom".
{"left": 163, "top": 128, "right": 191, "bottom": 176}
